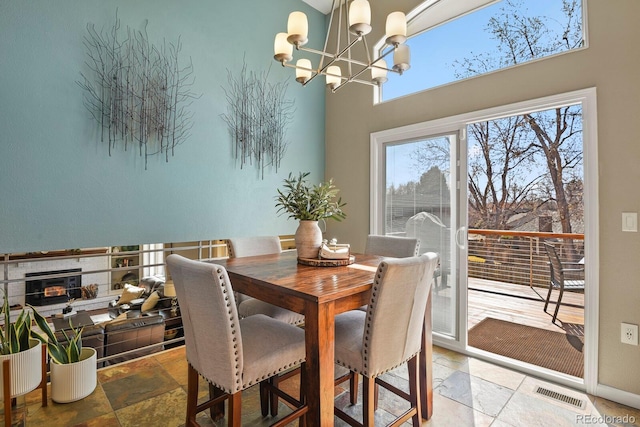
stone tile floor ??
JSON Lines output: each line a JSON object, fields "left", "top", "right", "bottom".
{"left": 5, "top": 345, "right": 640, "bottom": 426}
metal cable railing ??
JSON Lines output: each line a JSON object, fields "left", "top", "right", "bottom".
{"left": 467, "top": 229, "right": 585, "bottom": 289}
{"left": 1, "top": 236, "right": 294, "bottom": 368}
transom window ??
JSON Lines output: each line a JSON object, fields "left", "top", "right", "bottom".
{"left": 378, "top": 0, "right": 584, "bottom": 102}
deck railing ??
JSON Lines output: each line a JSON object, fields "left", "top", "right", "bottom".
{"left": 467, "top": 229, "right": 584, "bottom": 289}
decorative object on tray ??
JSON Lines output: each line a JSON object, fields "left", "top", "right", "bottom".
{"left": 275, "top": 172, "right": 347, "bottom": 260}
{"left": 319, "top": 238, "right": 350, "bottom": 260}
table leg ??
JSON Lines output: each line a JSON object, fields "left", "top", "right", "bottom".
{"left": 304, "top": 301, "right": 335, "bottom": 427}
{"left": 420, "top": 290, "right": 433, "bottom": 420}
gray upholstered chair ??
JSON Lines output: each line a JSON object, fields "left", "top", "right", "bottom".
{"left": 228, "top": 236, "right": 305, "bottom": 325}
{"left": 165, "top": 254, "right": 307, "bottom": 427}
{"left": 333, "top": 253, "right": 439, "bottom": 427}
{"left": 364, "top": 234, "right": 420, "bottom": 258}
{"left": 228, "top": 236, "right": 305, "bottom": 416}
{"left": 543, "top": 242, "right": 585, "bottom": 324}
{"left": 341, "top": 234, "right": 421, "bottom": 404}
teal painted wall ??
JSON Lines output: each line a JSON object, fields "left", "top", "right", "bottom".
{"left": 0, "top": 0, "right": 326, "bottom": 253}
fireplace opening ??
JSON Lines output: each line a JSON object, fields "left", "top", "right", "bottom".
{"left": 44, "top": 285, "right": 67, "bottom": 298}
{"left": 25, "top": 269, "right": 82, "bottom": 306}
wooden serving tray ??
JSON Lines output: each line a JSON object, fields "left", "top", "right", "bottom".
{"left": 297, "top": 256, "right": 355, "bottom": 267}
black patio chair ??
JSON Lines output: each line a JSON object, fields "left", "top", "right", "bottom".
{"left": 543, "top": 242, "right": 585, "bottom": 324}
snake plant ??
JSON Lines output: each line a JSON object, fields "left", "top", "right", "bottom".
{"left": 0, "top": 293, "right": 35, "bottom": 355}
{"left": 31, "top": 307, "right": 84, "bottom": 364}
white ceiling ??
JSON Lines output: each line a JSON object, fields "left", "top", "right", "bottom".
{"left": 302, "top": 0, "right": 333, "bottom": 15}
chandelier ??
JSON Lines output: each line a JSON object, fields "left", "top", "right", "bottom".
{"left": 273, "top": 0, "right": 410, "bottom": 92}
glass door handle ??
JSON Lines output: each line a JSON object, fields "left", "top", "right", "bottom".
{"left": 455, "top": 226, "right": 467, "bottom": 250}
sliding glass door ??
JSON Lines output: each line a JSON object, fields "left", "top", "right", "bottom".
{"left": 371, "top": 131, "right": 466, "bottom": 339}
{"left": 371, "top": 89, "right": 597, "bottom": 391}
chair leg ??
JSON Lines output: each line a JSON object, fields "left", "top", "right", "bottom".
{"left": 209, "top": 383, "right": 226, "bottom": 421}
{"left": 407, "top": 356, "right": 422, "bottom": 427}
{"left": 260, "top": 380, "right": 270, "bottom": 417}
{"left": 544, "top": 285, "right": 553, "bottom": 313}
{"left": 362, "top": 376, "right": 376, "bottom": 427}
{"left": 300, "top": 364, "right": 307, "bottom": 427}
{"left": 186, "top": 364, "right": 200, "bottom": 427}
{"left": 227, "top": 392, "right": 241, "bottom": 427}
{"left": 552, "top": 287, "right": 565, "bottom": 323}
{"left": 349, "top": 372, "right": 359, "bottom": 405}
{"left": 270, "top": 374, "right": 280, "bottom": 416}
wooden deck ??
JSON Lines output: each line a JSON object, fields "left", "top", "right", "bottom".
{"left": 467, "top": 277, "right": 585, "bottom": 335}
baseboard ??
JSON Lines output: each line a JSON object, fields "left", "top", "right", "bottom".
{"left": 596, "top": 384, "right": 640, "bottom": 410}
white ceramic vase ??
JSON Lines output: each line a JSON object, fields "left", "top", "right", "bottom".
{"left": 0, "top": 339, "right": 42, "bottom": 399}
{"left": 295, "top": 220, "right": 323, "bottom": 259}
{"left": 51, "top": 347, "right": 97, "bottom": 403}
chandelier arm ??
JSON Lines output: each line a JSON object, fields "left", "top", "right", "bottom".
{"left": 345, "top": 64, "right": 372, "bottom": 83}
{"left": 370, "top": 47, "right": 396, "bottom": 70}
{"left": 297, "top": 45, "right": 398, "bottom": 74}
{"left": 336, "top": 0, "right": 344, "bottom": 60}
{"left": 320, "top": 0, "right": 341, "bottom": 71}
{"left": 282, "top": 61, "right": 320, "bottom": 86}
{"left": 331, "top": 76, "right": 376, "bottom": 92}
{"left": 343, "top": 0, "right": 353, "bottom": 78}
{"left": 362, "top": 35, "right": 372, "bottom": 65}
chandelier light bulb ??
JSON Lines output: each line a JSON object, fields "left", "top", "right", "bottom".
{"left": 274, "top": 32, "right": 293, "bottom": 63}
{"left": 326, "top": 65, "right": 342, "bottom": 90}
{"left": 385, "top": 11, "right": 407, "bottom": 45}
{"left": 349, "top": 0, "right": 372, "bottom": 35}
{"left": 287, "top": 11, "right": 309, "bottom": 46}
{"left": 371, "top": 59, "right": 388, "bottom": 84}
{"left": 296, "top": 59, "right": 313, "bottom": 84}
{"left": 393, "top": 44, "right": 411, "bottom": 73}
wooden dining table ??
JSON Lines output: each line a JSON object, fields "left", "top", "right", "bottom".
{"left": 217, "top": 251, "right": 434, "bottom": 426}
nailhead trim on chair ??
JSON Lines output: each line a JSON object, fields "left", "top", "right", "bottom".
{"left": 216, "top": 267, "right": 244, "bottom": 393}
{"left": 243, "top": 359, "right": 305, "bottom": 388}
{"left": 362, "top": 262, "right": 386, "bottom": 373}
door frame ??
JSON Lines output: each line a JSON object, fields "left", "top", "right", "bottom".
{"left": 370, "top": 87, "right": 599, "bottom": 394}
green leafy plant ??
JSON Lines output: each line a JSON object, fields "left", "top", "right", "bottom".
{"left": 31, "top": 307, "right": 84, "bottom": 364}
{"left": 275, "top": 172, "right": 347, "bottom": 222}
{"left": 0, "top": 293, "right": 35, "bottom": 355}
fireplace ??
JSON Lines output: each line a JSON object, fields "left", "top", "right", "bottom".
{"left": 25, "top": 268, "right": 82, "bottom": 306}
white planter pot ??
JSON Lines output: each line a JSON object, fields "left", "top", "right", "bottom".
{"left": 295, "top": 220, "right": 323, "bottom": 259}
{"left": 50, "top": 347, "right": 97, "bottom": 403}
{"left": 0, "top": 339, "right": 43, "bottom": 399}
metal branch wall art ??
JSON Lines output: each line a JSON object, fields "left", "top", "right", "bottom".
{"left": 221, "top": 61, "right": 295, "bottom": 179}
{"left": 77, "top": 12, "right": 200, "bottom": 169}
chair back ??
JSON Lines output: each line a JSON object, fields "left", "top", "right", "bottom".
{"left": 543, "top": 242, "right": 564, "bottom": 288}
{"left": 364, "top": 235, "right": 420, "bottom": 258}
{"left": 227, "top": 236, "right": 282, "bottom": 258}
{"left": 166, "top": 254, "right": 244, "bottom": 393}
{"left": 363, "top": 252, "right": 438, "bottom": 376}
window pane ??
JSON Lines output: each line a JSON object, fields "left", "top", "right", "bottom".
{"left": 385, "top": 137, "right": 456, "bottom": 337}
{"left": 382, "top": 0, "right": 583, "bottom": 101}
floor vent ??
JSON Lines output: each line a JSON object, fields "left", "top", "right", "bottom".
{"left": 535, "top": 386, "right": 585, "bottom": 408}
